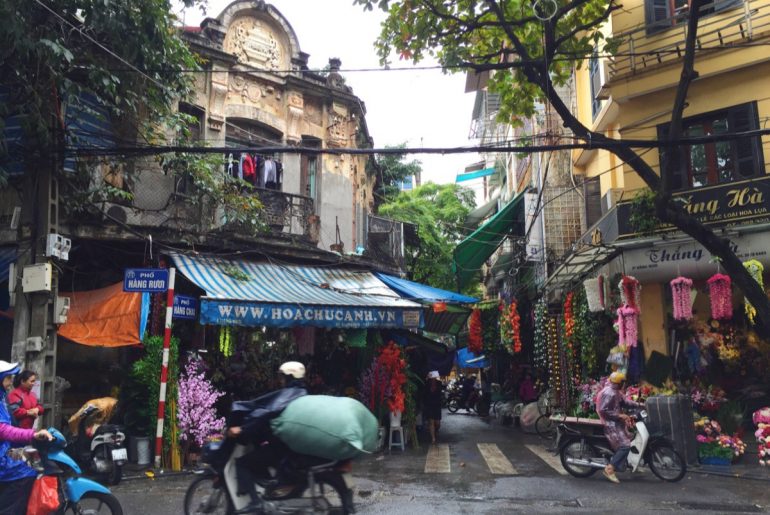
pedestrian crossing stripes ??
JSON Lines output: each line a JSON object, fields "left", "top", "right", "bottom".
{"left": 424, "top": 444, "right": 451, "bottom": 473}
{"left": 524, "top": 444, "right": 568, "bottom": 475}
{"left": 477, "top": 443, "right": 518, "bottom": 475}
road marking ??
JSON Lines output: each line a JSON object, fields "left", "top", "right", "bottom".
{"left": 424, "top": 444, "right": 451, "bottom": 473}
{"left": 477, "top": 443, "right": 518, "bottom": 475}
{"left": 525, "top": 444, "right": 568, "bottom": 475}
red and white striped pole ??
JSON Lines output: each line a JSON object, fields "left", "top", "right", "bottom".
{"left": 154, "top": 267, "right": 175, "bottom": 469}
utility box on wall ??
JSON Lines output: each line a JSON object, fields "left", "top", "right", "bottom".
{"left": 22, "top": 264, "right": 52, "bottom": 293}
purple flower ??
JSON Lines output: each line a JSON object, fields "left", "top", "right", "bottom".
{"left": 177, "top": 356, "right": 226, "bottom": 447}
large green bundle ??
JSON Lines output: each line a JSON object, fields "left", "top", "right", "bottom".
{"left": 271, "top": 395, "right": 379, "bottom": 460}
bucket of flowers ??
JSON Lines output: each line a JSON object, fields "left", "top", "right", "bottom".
{"left": 695, "top": 417, "right": 745, "bottom": 465}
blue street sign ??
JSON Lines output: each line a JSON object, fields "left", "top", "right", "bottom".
{"left": 123, "top": 268, "right": 169, "bottom": 292}
{"left": 173, "top": 295, "right": 197, "bottom": 320}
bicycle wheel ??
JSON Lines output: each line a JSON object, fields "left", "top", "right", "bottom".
{"left": 560, "top": 440, "right": 600, "bottom": 478}
{"left": 66, "top": 492, "right": 123, "bottom": 515}
{"left": 648, "top": 442, "right": 686, "bottom": 482}
{"left": 535, "top": 414, "right": 556, "bottom": 440}
{"left": 447, "top": 397, "right": 460, "bottom": 413}
{"left": 184, "top": 475, "right": 231, "bottom": 515}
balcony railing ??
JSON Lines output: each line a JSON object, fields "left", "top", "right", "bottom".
{"left": 252, "top": 188, "right": 317, "bottom": 241}
{"left": 609, "top": 0, "right": 770, "bottom": 79}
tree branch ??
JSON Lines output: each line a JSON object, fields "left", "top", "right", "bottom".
{"left": 553, "top": 2, "right": 622, "bottom": 50}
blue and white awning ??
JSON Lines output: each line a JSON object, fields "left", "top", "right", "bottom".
{"left": 170, "top": 253, "right": 423, "bottom": 329}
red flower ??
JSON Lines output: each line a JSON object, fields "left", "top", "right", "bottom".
{"left": 468, "top": 309, "right": 483, "bottom": 354}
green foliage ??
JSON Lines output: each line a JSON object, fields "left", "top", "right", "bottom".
{"left": 355, "top": 0, "right": 617, "bottom": 127}
{"left": 378, "top": 182, "right": 475, "bottom": 292}
{"left": 628, "top": 189, "right": 661, "bottom": 236}
{"left": 716, "top": 400, "right": 744, "bottom": 436}
{"left": 371, "top": 144, "right": 423, "bottom": 202}
{"left": 129, "top": 335, "right": 180, "bottom": 453}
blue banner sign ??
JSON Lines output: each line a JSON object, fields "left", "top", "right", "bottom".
{"left": 123, "top": 268, "right": 169, "bottom": 292}
{"left": 173, "top": 295, "right": 197, "bottom": 320}
{"left": 200, "top": 300, "right": 423, "bottom": 329}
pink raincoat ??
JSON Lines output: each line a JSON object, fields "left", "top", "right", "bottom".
{"left": 596, "top": 383, "right": 642, "bottom": 450}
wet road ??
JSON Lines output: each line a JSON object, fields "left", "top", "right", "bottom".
{"left": 112, "top": 410, "right": 770, "bottom": 514}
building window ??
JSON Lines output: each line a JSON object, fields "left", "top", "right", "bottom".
{"left": 589, "top": 53, "right": 603, "bottom": 119}
{"left": 301, "top": 138, "right": 321, "bottom": 211}
{"left": 646, "top": 0, "right": 741, "bottom": 34}
{"left": 657, "top": 102, "right": 763, "bottom": 190}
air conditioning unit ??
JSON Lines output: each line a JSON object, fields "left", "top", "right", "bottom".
{"left": 591, "top": 58, "right": 612, "bottom": 100}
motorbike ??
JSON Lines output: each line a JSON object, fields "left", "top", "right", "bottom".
{"left": 66, "top": 404, "right": 127, "bottom": 485}
{"left": 23, "top": 427, "right": 123, "bottom": 514}
{"left": 558, "top": 409, "right": 687, "bottom": 482}
{"left": 184, "top": 439, "right": 355, "bottom": 514}
{"left": 447, "top": 386, "right": 490, "bottom": 416}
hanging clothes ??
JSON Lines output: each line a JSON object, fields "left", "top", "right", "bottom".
{"left": 226, "top": 153, "right": 234, "bottom": 177}
{"left": 263, "top": 159, "right": 277, "bottom": 189}
{"left": 242, "top": 154, "right": 256, "bottom": 184}
{"left": 237, "top": 153, "right": 245, "bottom": 180}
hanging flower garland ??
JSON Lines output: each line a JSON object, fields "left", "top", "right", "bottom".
{"left": 707, "top": 273, "right": 733, "bottom": 320}
{"left": 671, "top": 276, "right": 694, "bottom": 321}
{"left": 547, "top": 316, "right": 561, "bottom": 392}
{"left": 743, "top": 260, "right": 765, "bottom": 325}
{"left": 575, "top": 289, "right": 597, "bottom": 376}
{"left": 468, "top": 308, "right": 483, "bottom": 354}
{"left": 534, "top": 300, "right": 548, "bottom": 370}
{"left": 219, "top": 326, "right": 233, "bottom": 357}
{"left": 564, "top": 292, "right": 576, "bottom": 338}
{"left": 562, "top": 292, "right": 581, "bottom": 393}
{"left": 583, "top": 276, "right": 605, "bottom": 312}
{"left": 617, "top": 305, "right": 639, "bottom": 348}
{"left": 376, "top": 341, "right": 407, "bottom": 414}
{"left": 619, "top": 275, "right": 642, "bottom": 313}
{"left": 499, "top": 301, "right": 513, "bottom": 352}
{"left": 510, "top": 301, "right": 522, "bottom": 354}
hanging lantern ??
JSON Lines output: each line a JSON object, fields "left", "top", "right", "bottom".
{"left": 670, "top": 276, "right": 694, "bottom": 321}
{"left": 707, "top": 273, "right": 733, "bottom": 320}
{"left": 583, "top": 276, "right": 605, "bottom": 312}
{"left": 619, "top": 275, "right": 642, "bottom": 313}
{"left": 617, "top": 306, "right": 638, "bottom": 348}
{"left": 432, "top": 301, "right": 447, "bottom": 313}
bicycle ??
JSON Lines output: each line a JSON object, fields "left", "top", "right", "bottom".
{"left": 534, "top": 389, "right": 559, "bottom": 440}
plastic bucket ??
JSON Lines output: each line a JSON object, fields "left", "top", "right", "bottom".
{"left": 135, "top": 436, "right": 152, "bottom": 466}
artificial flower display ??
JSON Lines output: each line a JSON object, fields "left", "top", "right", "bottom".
{"left": 619, "top": 275, "right": 642, "bottom": 313}
{"left": 616, "top": 305, "right": 639, "bottom": 347}
{"left": 510, "top": 300, "right": 522, "bottom": 354}
{"left": 670, "top": 276, "right": 694, "bottom": 321}
{"left": 468, "top": 308, "right": 483, "bottom": 354}
{"left": 177, "top": 357, "right": 226, "bottom": 447}
{"left": 743, "top": 259, "right": 764, "bottom": 325}
{"left": 707, "top": 273, "right": 733, "bottom": 320}
{"left": 753, "top": 407, "right": 770, "bottom": 466}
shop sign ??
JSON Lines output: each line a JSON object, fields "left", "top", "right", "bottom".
{"left": 199, "top": 300, "right": 424, "bottom": 329}
{"left": 623, "top": 231, "right": 770, "bottom": 281}
{"left": 123, "top": 268, "right": 168, "bottom": 292}
{"left": 172, "top": 295, "right": 197, "bottom": 320}
{"left": 617, "top": 176, "right": 770, "bottom": 239}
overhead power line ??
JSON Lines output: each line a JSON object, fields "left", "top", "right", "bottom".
{"left": 64, "top": 126, "right": 770, "bottom": 157}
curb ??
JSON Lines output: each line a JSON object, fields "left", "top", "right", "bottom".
{"left": 688, "top": 465, "right": 770, "bottom": 482}
{"left": 121, "top": 469, "right": 196, "bottom": 482}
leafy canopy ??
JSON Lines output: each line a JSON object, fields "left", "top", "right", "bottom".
{"left": 371, "top": 143, "right": 423, "bottom": 202}
{"left": 355, "top": 0, "right": 618, "bottom": 125}
{"left": 379, "top": 182, "right": 476, "bottom": 292}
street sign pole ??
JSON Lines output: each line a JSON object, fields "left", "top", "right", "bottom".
{"left": 154, "top": 267, "right": 175, "bottom": 469}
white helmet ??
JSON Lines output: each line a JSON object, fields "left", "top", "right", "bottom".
{"left": 279, "top": 361, "right": 305, "bottom": 379}
{"left": 0, "top": 361, "right": 20, "bottom": 381}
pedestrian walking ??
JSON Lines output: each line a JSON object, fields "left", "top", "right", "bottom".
{"left": 423, "top": 371, "right": 443, "bottom": 445}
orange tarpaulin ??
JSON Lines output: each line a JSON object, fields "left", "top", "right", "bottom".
{"left": 58, "top": 283, "right": 145, "bottom": 347}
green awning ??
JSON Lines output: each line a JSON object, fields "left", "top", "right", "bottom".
{"left": 453, "top": 193, "right": 525, "bottom": 289}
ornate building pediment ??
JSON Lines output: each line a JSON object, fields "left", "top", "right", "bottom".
{"left": 224, "top": 17, "right": 286, "bottom": 71}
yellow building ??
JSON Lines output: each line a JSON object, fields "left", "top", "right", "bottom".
{"left": 571, "top": 0, "right": 770, "bottom": 358}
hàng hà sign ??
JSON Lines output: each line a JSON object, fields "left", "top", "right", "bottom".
{"left": 199, "top": 300, "right": 423, "bottom": 329}
{"left": 617, "top": 175, "right": 770, "bottom": 238}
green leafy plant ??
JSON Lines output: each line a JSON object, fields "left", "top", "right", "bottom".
{"left": 628, "top": 190, "right": 661, "bottom": 237}
{"left": 130, "top": 335, "right": 180, "bottom": 456}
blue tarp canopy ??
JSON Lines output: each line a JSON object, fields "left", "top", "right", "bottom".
{"left": 373, "top": 273, "right": 478, "bottom": 304}
{"left": 456, "top": 347, "right": 489, "bottom": 369}
{"left": 170, "top": 253, "right": 424, "bottom": 329}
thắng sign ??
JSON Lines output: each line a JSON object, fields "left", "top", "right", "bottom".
{"left": 623, "top": 231, "right": 770, "bottom": 282}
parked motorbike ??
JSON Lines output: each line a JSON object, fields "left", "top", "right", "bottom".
{"left": 23, "top": 427, "right": 123, "bottom": 514}
{"left": 558, "top": 409, "right": 686, "bottom": 482}
{"left": 184, "top": 439, "right": 355, "bottom": 514}
{"left": 66, "top": 403, "right": 127, "bottom": 485}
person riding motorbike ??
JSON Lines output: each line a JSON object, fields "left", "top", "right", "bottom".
{"left": 0, "top": 361, "right": 53, "bottom": 515}
{"left": 460, "top": 374, "right": 477, "bottom": 410}
{"left": 226, "top": 361, "right": 307, "bottom": 512}
{"left": 596, "top": 371, "right": 644, "bottom": 484}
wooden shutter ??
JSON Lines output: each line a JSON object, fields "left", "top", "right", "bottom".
{"left": 646, "top": 0, "right": 671, "bottom": 34}
{"left": 728, "top": 102, "right": 762, "bottom": 179}
{"left": 583, "top": 177, "right": 603, "bottom": 228}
